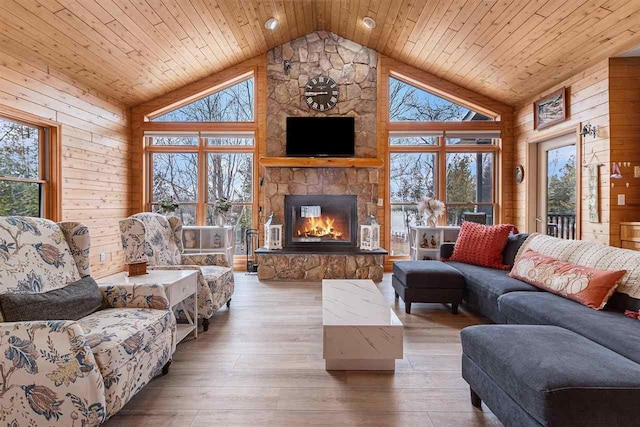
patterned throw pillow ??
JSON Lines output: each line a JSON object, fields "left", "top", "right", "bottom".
{"left": 509, "top": 250, "right": 626, "bottom": 310}
{"left": 446, "top": 222, "right": 518, "bottom": 270}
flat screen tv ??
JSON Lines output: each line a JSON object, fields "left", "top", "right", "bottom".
{"left": 286, "top": 117, "right": 355, "bottom": 157}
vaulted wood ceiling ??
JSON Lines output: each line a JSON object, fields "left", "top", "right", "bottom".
{"left": 2, "top": 0, "right": 639, "bottom": 107}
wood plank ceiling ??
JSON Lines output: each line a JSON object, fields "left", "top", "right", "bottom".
{"left": 2, "top": 0, "right": 639, "bottom": 107}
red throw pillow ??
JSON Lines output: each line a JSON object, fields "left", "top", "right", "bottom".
{"left": 446, "top": 222, "right": 518, "bottom": 270}
{"left": 509, "top": 250, "right": 626, "bottom": 310}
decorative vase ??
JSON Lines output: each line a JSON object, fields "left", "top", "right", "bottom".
{"left": 426, "top": 213, "right": 438, "bottom": 228}
{"left": 216, "top": 214, "right": 225, "bottom": 226}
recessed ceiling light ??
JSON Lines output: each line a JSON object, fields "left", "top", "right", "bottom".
{"left": 265, "top": 18, "right": 278, "bottom": 30}
{"left": 363, "top": 17, "right": 376, "bottom": 29}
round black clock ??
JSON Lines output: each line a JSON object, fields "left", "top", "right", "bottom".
{"left": 304, "top": 75, "right": 339, "bottom": 112}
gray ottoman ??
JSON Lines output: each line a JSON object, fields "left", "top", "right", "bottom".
{"left": 392, "top": 261, "right": 464, "bottom": 314}
{"left": 462, "top": 325, "right": 640, "bottom": 427}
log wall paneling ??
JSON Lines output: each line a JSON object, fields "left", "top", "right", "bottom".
{"left": 1, "top": 1, "right": 639, "bottom": 107}
{"left": 608, "top": 58, "right": 640, "bottom": 247}
{"left": 0, "top": 48, "right": 132, "bottom": 278}
{"left": 513, "top": 60, "right": 611, "bottom": 244}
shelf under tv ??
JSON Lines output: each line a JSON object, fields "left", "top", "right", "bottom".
{"left": 258, "top": 157, "right": 384, "bottom": 168}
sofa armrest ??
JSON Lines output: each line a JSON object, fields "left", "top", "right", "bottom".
{"left": 181, "top": 253, "right": 230, "bottom": 268}
{"left": 99, "top": 283, "right": 171, "bottom": 310}
{"left": 440, "top": 242, "right": 456, "bottom": 259}
{"left": 0, "top": 320, "right": 107, "bottom": 426}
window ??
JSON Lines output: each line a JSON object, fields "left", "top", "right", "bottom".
{"left": 389, "top": 152, "right": 436, "bottom": 256}
{"left": 151, "top": 78, "right": 254, "bottom": 122}
{"left": 144, "top": 73, "right": 257, "bottom": 259}
{"left": 0, "top": 116, "right": 46, "bottom": 217}
{"left": 387, "top": 74, "right": 500, "bottom": 257}
{"left": 446, "top": 152, "right": 494, "bottom": 226}
{"left": 389, "top": 77, "right": 494, "bottom": 122}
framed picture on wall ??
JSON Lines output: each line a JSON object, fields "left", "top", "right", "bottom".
{"left": 534, "top": 88, "right": 567, "bottom": 130}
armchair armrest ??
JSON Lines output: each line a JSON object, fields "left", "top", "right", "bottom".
{"left": 440, "top": 242, "right": 456, "bottom": 260}
{"left": 99, "top": 283, "right": 170, "bottom": 310}
{"left": 0, "top": 321, "right": 107, "bottom": 426}
{"left": 58, "top": 222, "right": 91, "bottom": 277}
{"left": 181, "top": 253, "right": 229, "bottom": 268}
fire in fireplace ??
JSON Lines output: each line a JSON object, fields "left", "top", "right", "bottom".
{"left": 285, "top": 195, "right": 358, "bottom": 249}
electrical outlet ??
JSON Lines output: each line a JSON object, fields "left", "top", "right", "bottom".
{"left": 635, "top": 166, "right": 640, "bottom": 178}
{"left": 618, "top": 194, "right": 626, "bottom": 206}
{"left": 377, "top": 198, "right": 384, "bottom": 207}
{"left": 99, "top": 252, "right": 106, "bottom": 262}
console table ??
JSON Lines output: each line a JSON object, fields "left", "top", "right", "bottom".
{"left": 409, "top": 226, "right": 460, "bottom": 261}
{"left": 182, "top": 225, "right": 234, "bottom": 266}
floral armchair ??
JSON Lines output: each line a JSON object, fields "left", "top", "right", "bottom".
{"left": 0, "top": 216, "right": 176, "bottom": 426}
{"left": 119, "top": 212, "right": 234, "bottom": 331}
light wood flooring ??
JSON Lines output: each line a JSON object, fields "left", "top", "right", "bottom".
{"left": 104, "top": 273, "right": 500, "bottom": 427}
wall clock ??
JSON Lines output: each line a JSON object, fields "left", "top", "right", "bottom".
{"left": 515, "top": 164, "right": 525, "bottom": 184}
{"left": 304, "top": 75, "right": 339, "bottom": 112}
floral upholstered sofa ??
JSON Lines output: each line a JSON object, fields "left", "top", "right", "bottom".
{"left": 119, "top": 212, "right": 234, "bottom": 331}
{"left": 0, "top": 216, "right": 176, "bottom": 426}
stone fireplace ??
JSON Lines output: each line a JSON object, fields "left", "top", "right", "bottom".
{"left": 285, "top": 195, "right": 358, "bottom": 249}
{"left": 256, "top": 31, "right": 385, "bottom": 282}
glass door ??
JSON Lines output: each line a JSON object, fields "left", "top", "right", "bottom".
{"left": 536, "top": 135, "right": 577, "bottom": 239}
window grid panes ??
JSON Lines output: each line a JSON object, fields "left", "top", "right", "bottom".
{"left": 151, "top": 78, "right": 254, "bottom": 122}
{"left": 0, "top": 116, "right": 44, "bottom": 217}
{"left": 389, "top": 132, "right": 498, "bottom": 255}
{"left": 389, "top": 77, "right": 495, "bottom": 122}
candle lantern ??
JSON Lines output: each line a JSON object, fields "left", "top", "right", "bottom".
{"left": 360, "top": 215, "right": 380, "bottom": 251}
{"left": 264, "top": 212, "right": 283, "bottom": 250}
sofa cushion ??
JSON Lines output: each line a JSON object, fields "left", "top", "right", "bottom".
{"left": 79, "top": 308, "right": 174, "bottom": 379}
{"left": 502, "top": 233, "right": 529, "bottom": 267}
{"left": 498, "top": 291, "right": 640, "bottom": 365}
{"left": 462, "top": 325, "right": 640, "bottom": 426}
{"left": 0, "top": 276, "right": 103, "bottom": 322}
{"left": 392, "top": 261, "right": 464, "bottom": 289}
{"left": 515, "top": 233, "right": 640, "bottom": 314}
{"left": 448, "top": 222, "right": 518, "bottom": 270}
{"left": 0, "top": 216, "right": 80, "bottom": 295}
{"left": 446, "top": 261, "right": 539, "bottom": 323}
{"left": 509, "top": 249, "right": 625, "bottom": 309}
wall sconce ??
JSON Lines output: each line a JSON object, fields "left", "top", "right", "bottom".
{"left": 580, "top": 123, "right": 597, "bottom": 138}
{"left": 611, "top": 162, "right": 623, "bottom": 179}
{"left": 283, "top": 60, "right": 291, "bottom": 75}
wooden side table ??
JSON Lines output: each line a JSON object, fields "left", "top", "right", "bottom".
{"left": 97, "top": 270, "right": 199, "bottom": 344}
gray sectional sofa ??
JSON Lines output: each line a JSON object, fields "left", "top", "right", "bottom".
{"left": 440, "top": 233, "right": 640, "bottom": 427}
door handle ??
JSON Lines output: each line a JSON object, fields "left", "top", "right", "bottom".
{"left": 535, "top": 217, "right": 543, "bottom": 223}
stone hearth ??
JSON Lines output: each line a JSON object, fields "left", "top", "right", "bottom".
{"left": 256, "top": 251, "right": 384, "bottom": 282}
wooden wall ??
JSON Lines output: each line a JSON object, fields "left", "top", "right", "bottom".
{"left": 0, "top": 48, "right": 132, "bottom": 278}
{"left": 513, "top": 60, "right": 611, "bottom": 243}
{"left": 609, "top": 58, "right": 640, "bottom": 246}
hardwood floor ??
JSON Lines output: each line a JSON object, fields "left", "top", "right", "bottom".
{"left": 104, "top": 273, "right": 500, "bottom": 427}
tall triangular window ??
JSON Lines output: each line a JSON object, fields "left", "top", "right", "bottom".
{"left": 389, "top": 77, "right": 493, "bottom": 122}
{"left": 151, "top": 77, "right": 254, "bottom": 122}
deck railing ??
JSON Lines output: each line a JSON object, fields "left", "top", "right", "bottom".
{"left": 547, "top": 213, "right": 576, "bottom": 240}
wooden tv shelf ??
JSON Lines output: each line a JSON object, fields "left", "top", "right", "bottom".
{"left": 259, "top": 157, "right": 384, "bottom": 168}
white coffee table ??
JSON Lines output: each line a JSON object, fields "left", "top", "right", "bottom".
{"left": 97, "top": 270, "right": 198, "bottom": 344}
{"left": 322, "top": 279, "right": 403, "bottom": 371}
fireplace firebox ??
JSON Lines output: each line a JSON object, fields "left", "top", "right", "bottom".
{"left": 284, "top": 195, "right": 358, "bottom": 250}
